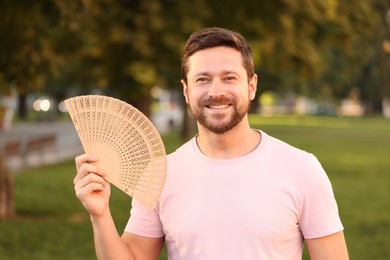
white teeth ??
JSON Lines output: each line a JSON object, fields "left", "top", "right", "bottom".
{"left": 209, "top": 105, "right": 229, "bottom": 109}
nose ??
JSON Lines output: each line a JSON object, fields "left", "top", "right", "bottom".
{"left": 208, "top": 79, "right": 225, "bottom": 97}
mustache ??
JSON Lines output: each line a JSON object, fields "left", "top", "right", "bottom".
{"left": 198, "top": 96, "right": 235, "bottom": 107}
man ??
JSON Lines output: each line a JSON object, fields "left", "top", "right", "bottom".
{"left": 74, "top": 27, "right": 349, "bottom": 259}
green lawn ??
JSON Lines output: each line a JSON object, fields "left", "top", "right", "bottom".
{"left": 1, "top": 115, "right": 389, "bottom": 259}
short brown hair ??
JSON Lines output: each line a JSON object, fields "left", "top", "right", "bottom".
{"left": 181, "top": 27, "right": 254, "bottom": 84}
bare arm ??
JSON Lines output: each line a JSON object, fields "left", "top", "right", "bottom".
{"left": 306, "top": 231, "right": 349, "bottom": 260}
{"left": 74, "top": 154, "right": 163, "bottom": 259}
{"left": 90, "top": 210, "right": 164, "bottom": 260}
{"left": 121, "top": 232, "right": 164, "bottom": 260}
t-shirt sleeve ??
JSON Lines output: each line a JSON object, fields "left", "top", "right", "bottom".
{"left": 124, "top": 198, "right": 164, "bottom": 238}
{"left": 299, "top": 154, "right": 344, "bottom": 239}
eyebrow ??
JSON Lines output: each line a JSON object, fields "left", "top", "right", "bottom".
{"left": 194, "top": 72, "right": 210, "bottom": 78}
{"left": 194, "top": 70, "right": 239, "bottom": 78}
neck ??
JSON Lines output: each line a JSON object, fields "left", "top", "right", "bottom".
{"left": 196, "top": 118, "right": 261, "bottom": 159}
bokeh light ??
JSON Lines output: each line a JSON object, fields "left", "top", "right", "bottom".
{"left": 32, "top": 98, "right": 51, "bottom": 112}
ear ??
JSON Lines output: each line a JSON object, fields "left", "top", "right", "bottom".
{"left": 249, "top": 74, "right": 258, "bottom": 101}
{"left": 181, "top": 79, "right": 189, "bottom": 104}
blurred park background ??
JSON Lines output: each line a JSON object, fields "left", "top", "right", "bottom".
{"left": 0, "top": 0, "right": 390, "bottom": 259}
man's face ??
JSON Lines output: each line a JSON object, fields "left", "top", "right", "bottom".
{"left": 182, "top": 46, "right": 257, "bottom": 134}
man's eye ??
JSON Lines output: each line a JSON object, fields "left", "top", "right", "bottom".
{"left": 196, "top": 77, "right": 209, "bottom": 83}
{"left": 224, "top": 76, "right": 237, "bottom": 81}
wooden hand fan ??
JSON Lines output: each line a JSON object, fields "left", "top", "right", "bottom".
{"left": 65, "top": 95, "right": 166, "bottom": 208}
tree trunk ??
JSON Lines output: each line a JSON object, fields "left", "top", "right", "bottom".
{"left": 129, "top": 93, "right": 152, "bottom": 119}
{"left": 18, "top": 93, "right": 27, "bottom": 119}
{"left": 0, "top": 152, "right": 15, "bottom": 219}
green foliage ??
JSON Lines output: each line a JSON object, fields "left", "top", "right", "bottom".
{"left": 0, "top": 0, "right": 389, "bottom": 110}
{"left": 0, "top": 116, "right": 389, "bottom": 259}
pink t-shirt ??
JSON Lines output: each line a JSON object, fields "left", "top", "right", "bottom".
{"left": 125, "top": 131, "right": 344, "bottom": 259}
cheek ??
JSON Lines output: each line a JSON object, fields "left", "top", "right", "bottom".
{"left": 187, "top": 88, "right": 206, "bottom": 105}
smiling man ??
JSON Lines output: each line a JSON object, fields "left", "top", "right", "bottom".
{"left": 183, "top": 46, "right": 256, "bottom": 134}
{"left": 73, "top": 27, "right": 349, "bottom": 259}
{"left": 182, "top": 45, "right": 260, "bottom": 159}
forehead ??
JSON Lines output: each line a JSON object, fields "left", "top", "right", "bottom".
{"left": 187, "top": 46, "right": 244, "bottom": 76}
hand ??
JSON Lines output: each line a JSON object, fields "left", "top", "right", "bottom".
{"left": 74, "top": 154, "right": 111, "bottom": 218}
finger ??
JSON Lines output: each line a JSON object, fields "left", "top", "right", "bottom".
{"left": 75, "top": 182, "right": 106, "bottom": 200}
{"left": 75, "top": 154, "right": 98, "bottom": 169}
{"left": 74, "top": 172, "right": 108, "bottom": 193}
{"left": 74, "top": 163, "right": 106, "bottom": 184}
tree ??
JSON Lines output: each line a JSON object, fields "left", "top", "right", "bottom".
{"left": 1, "top": 0, "right": 388, "bottom": 114}
{"left": 203, "top": 0, "right": 387, "bottom": 108}
{"left": 0, "top": 0, "right": 89, "bottom": 119}
{"left": 0, "top": 151, "right": 14, "bottom": 219}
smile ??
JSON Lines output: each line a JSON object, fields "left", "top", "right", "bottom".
{"left": 208, "top": 104, "right": 230, "bottom": 109}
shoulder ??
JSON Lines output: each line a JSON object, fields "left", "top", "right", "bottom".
{"left": 167, "top": 136, "right": 197, "bottom": 161}
{"left": 259, "top": 131, "right": 328, "bottom": 189}
{"left": 261, "top": 131, "right": 317, "bottom": 164}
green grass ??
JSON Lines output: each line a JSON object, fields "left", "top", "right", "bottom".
{"left": 1, "top": 115, "right": 389, "bottom": 259}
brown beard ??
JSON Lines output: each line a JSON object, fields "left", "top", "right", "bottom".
{"left": 189, "top": 95, "right": 250, "bottom": 134}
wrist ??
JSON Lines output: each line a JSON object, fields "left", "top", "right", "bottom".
{"left": 90, "top": 207, "right": 112, "bottom": 225}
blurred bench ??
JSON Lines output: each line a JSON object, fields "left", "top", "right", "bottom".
{"left": 3, "top": 139, "right": 22, "bottom": 157}
{"left": 26, "top": 135, "right": 56, "bottom": 154}
{"left": 2, "top": 134, "right": 57, "bottom": 170}
{"left": 24, "top": 134, "right": 57, "bottom": 166}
